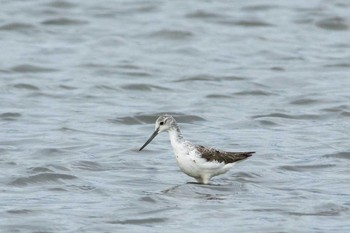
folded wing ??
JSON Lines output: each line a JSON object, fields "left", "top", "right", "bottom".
{"left": 195, "top": 145, "right": 254, "bottom": 164}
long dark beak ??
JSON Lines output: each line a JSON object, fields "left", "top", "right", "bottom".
{"left": 139, "top": 128, "right": 159, "bottom": 151}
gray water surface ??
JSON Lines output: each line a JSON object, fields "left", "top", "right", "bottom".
{"left": 1, "top": 0, "right": 350, "bottom": 232}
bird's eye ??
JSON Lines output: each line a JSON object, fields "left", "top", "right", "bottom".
{"left": 160, "top": 122, "right": 164, "bottom": 125}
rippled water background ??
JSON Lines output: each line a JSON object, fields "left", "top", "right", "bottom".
{"left": 1, "top": 0, "right": 350, "bottom": 232}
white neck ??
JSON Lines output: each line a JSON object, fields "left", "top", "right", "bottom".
{"left": 168, "top": 126, "right": 184, "bottom": 148}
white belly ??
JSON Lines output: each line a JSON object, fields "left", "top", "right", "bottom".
{"left": 173, "top": 146, "right": 202, "bottom": 178}
{"left": 167, "top": 128, "right": 235, "bottom": 184}
{"left": 174, "top": 147, "right": 236, "bottom": 179}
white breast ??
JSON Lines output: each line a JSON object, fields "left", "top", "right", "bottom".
{"left": 168, "top": 128, "right": 217, "bottom": 178}
{"left": 171, "top": 141, "right": 202, "bottom": 178}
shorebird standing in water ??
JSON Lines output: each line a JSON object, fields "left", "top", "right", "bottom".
{"left": 139, "top": 114, "right": 254, "bottom": 184}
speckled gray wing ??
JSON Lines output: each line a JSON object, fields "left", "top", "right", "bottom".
{"left": 195, "top": 145, "right": 254, "bottom": 164}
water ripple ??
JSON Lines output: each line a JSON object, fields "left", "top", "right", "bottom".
{"left": 107, "top": 217, "right": 168, "bottom": 225}
{"left": 288, "top": 203, "right": 348, "bottom": 216}
{"left": 242, "top": 4, "right": 279, "bottom": 12}
{"left": 149, "top": 29, "right": 193, "bottom": 40}
{"left": 176, "top": 75, "right": 245, "bottom": 82}
{"left": 9, "top": 173, "right": 77, "bottom": 186}
{"left": 0, "top": 112, "right": 21, "bottom": 121}
{"left": 323, "top": 152, "right": 350, "bottom": 160}
{"left": 121, "top": 84, "right": 170, "bottom": 91}
{"left": 0, "top": 22, "right": 35, "bottom": 31}
{"left": 46, "top": 0, "right": 76, "bottom": 9}
{"left": 278, "top": 164, "right": 336, "bottom": 172}
{"left": 11, "top": 64, "right": 58, "bottom": 73}
{"left": 28, "top": 167, "right": 54, "bottom": 173}
{"left": 324, "top": 63, "right": 350, "bottom": 69}
{"left": 161, "top": 182, "right": 247, "bottom": 200}
{"left": 71, "top": 160, "right": 106, "bottom": 171}
{"left": 7, "top": 209, "right": 33, "bottom": 215}
{"left": 206, "top": 94, "right": 231, "bottom": 99}
{"left": 185, "top": 10, "right": 222, "bottom": 19}
{"left": 252, "top": 113, "right": 322, "bottom": 120}
{"left": 12, "top": 83, "right": 40, "bottom": 91}
{"left": 31, "top": 148, "right": 73, "bottom": 157}
{"left": 316, "top": 17, "right": 349, "bottom": 31}
{"left": 290, "top": 98, "right": 321, "bottom": 105}
{"left": 114, "top": 113, "right": 205, "bottom": 125}
{"left": 218, "top": 19, "right": 273, "bottom": 27}
{"left": 42, "top": 18, "right": 89, "bottom": 26}
{"left": 234, "top": 90, "right": 276, "bottom": 96}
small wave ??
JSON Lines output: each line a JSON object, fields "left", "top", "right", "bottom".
{"left": 0, "top": 112, "right": 21, "bottom": 121}
{"left": 231, "top": 172, "right": 262, "bottom": 183}
{"left": 108, "top": 217, "right": 167, "bottom": 225}
{"left": 116, "top": 64, "right": 141, "bottom": 70}
{"left": 290, "top": 98, "right": 320, "bottom": 105}
{"left": 121, "top": 84, "right": 170, "bottom": 91}
{"left": 242, "top": 4, "right": 279, "bottom": 12}
{"left": 252, "top": 113, "right": 320, "bottom": 120}
{"left": 31, "top": 148, "right": 67, "bottom": 157}
{"left": 324, "top": 63, "right": 350, "bottom": 68}
{"left": 12, "top": 83, "right": 39, "bottom": 91}
{"left": 134, "top": 5, "right": 158, "bottom": 13}
{"left": 113, "top": 113, "right": 205, "bottom": 125}
{"left": 234, "top": 90, "right": 275, "bottom": 96}
{"left": 46, "top": 1, "right": 76, "bottom": 9}
{"left": 218, "top": 19, "right": 273, "bottom": 27}
{"left": 270, "top": 66, "right": 285, "bottom": 71}
{"left": 59, "top": 84, "right": 77, "bottom": 90}
{"left": 0, "top": 22, "right": 35, "bottom": 31}
{"left": 71, "top": 160, "right": 105, "bottom": 171}
{"left": 149, "top": 29, "right": 193, "bottom": 40}
{"left": 321, "top": 105, "right": 349, "bottom": 113}
{"left": 94, "top": 85, "right": 118, "bottom": 91}
{"left": 11, "top": 64, "right": 58, "bottom": 73}
{"left": 138, "top": 196, "right": 157, "bottom": 203}
{"left": 9, "top": 173, "right": 77, "bottom": 186}
{"left": 175, "top": 75, "right": 245, "bottom": 82}
{"left": 206, "top": 94, "right": 231, "bottom": 99}
{"left": 42, "top": 18, "right": 89, "bottom": 26}
{"left": 48, "top": 187, "right": 67, "bottom": 192}
{"left": 320, "top": 107, "right": 350, "bottom": 118}
{"left": 323, "top": 152, "right": 350, "bottom": 160}
{"left": 340, "top": 111, "right": 350, "bottom": 117}
{"left": 288, "top": 203, "right": 348, "bottom": 216}
{"left": 315, "top": 17, "right": 349, "bottom": 31}
{"left": 28, "top": 167, "right": 54, "bottom": 173}
{"left": 121, "top": 71, "right": 152, "bottom": 77}
{"left": 185, "top": 10, "right": 222, "bottom": 19}
{"left": 278, "top": 164, "right": 335, "bottom": 172}
{"left": 162, "top": 182, "right": 245, "bottom": 199}
{"left": 256, "top": 120, "right": 280, "bottom": 127}
{"left": 7, "top": 209, "right": 33, "bottom": 214}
